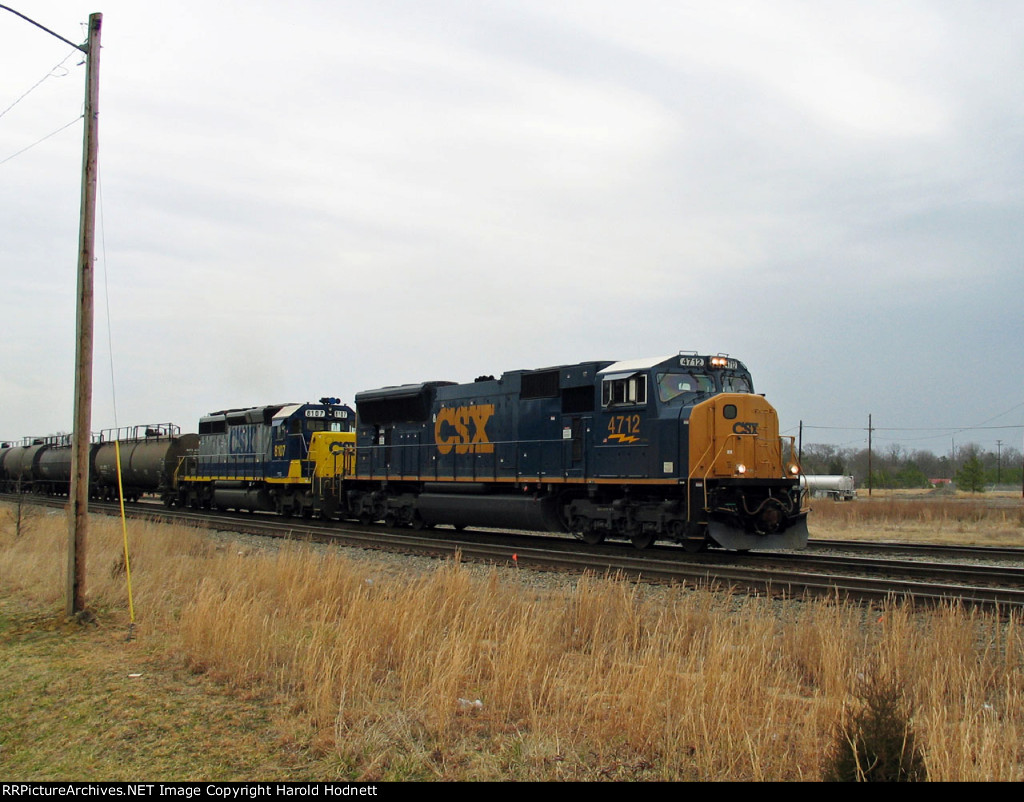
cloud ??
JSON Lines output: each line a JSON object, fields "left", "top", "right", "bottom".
{"left": 1, "top": 1, "right": 1021, "bottom": 452}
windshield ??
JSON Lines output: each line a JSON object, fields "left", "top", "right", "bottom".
{"left": 656, "top": 372, "right": 715, "bottom": 404}
{"left": 722, "top": 374, "right": 752, "bottom": 393}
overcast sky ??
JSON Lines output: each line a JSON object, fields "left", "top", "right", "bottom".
{"left": 2, "top": 0, "right": 1022, "bottom": 457}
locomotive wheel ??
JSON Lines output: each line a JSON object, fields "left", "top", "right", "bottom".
{"left": 682, "top": 537, "right": 708, "bottom": 553}
{"left": 630, "top": 531, "right": 657, "bottom": 550}
{"left": 571, "top": 516, "right": 605, "bottom": 545}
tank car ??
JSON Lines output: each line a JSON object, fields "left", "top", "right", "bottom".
{"left": 35, "top": 434, "right": 75, "bottom": 495}
{"left": 175, "top": 398, "right": 355, "bottom": 516}
{"left": 92, "top": 424, "right": 198, "bottom": 502}
{"left": 1, "top": 438, "right": 50, "bottom": 494}
{"left": 0, "top": 441, "right": 16, "bottom": 491}
{"left": 1, "top": 426, "right": 196, "bottom": 501}
{"left": 800, "top": 474, "right": 856, "bottom": 501}
{"left": 1, "top": 435, "right": 77, "bottom": 495}
{"left": 344, "top": 353, "right": 808, "bottom": 551}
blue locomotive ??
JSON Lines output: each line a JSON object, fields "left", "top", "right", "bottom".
{"left": 175, "top": 398, "right": 355, "bottom": 517}
{"left": 345, "top": 353, "right": 808, "bottom": 551}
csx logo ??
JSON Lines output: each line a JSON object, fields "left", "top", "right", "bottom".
{"left": 435, "top": 404, "right": 495, "bottom": 454}
{"left": 732, "top": 422, "right": 759, "bottom": 435}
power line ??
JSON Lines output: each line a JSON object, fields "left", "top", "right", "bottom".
{"left": 0, "top": 114, "right": 82, "bottom": 166}
{"left": 0, "top": 4, "right": 86, "bottom": 52}
{"left": 801, "top": 400, "right": 1024, "bottom": 438}
{"left": 804, "top": 424, "right": 1024, "bottom": 433}
{"left": 0, "top": 47, "right": 80, "bottom": 120}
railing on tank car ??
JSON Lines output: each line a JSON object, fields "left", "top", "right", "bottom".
{"left": 29, "top": 433, "right": 72, "bottom": 447}
{"left": 96, "top": 423, "right": 180, "bottom": 443}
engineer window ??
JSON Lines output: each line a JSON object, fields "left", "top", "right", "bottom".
{"left": 656, "top": 372, "right": 714, "bottom": 404}
{"left": 722, "top": 375, "right": 752, "bottom": 393}
{"left": 601, "top": 373, "right": 647, "bottom": 408}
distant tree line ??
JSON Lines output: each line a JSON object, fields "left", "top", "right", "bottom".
{"left": 798, "top": 442, "right": 1023, "bottom": 492}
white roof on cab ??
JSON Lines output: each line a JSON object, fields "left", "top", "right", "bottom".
{"left": 272, "top": 404, "right": 301, "bottom": 420}
{"left": 598, "top": 356, "right": 675, "bottom": 375}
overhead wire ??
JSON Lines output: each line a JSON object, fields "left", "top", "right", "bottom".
{"left": 0, "top": 47, "right": 80, "bottom": 120}
{"left": 0, "top": 114, "right": 81, "bottom": 166}
{"left": 98, "top": 165, "right": 136, "bottom": 640}
{"left": 0, "top": 47, "right": 83, "bottom": 166}
{"left": 99, "top": 166, "right": 118, "bottom": 431}
{"left": 797, "top": 400, "right": 1024, "bottom": 450}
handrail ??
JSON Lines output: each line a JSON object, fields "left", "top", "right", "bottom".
{"left": 97, "top": 423, "right": 181, "bottom": 443}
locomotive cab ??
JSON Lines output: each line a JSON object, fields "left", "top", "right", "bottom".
{"left": 590, "top": 353, "right": 808, "bottom": 550}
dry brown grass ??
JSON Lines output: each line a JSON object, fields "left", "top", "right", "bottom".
{"left": 2, "top": 501, "right": 1024, "bottom": 781}
{"left": 809, "top": 492, "right": 1024, "bottom": 546}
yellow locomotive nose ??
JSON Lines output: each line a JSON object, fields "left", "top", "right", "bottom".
{"left": 688, "top": 393, "right": 788, "bottom": 480}
{"left": 687, "top": 392, "right": 808, "bottom": 550}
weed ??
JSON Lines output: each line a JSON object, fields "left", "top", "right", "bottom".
{"left": 823, "top": 665, "right": 927, "bottom": 782}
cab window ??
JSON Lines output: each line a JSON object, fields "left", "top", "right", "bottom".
{"left": 602, "top": 373, "right": 647, "bottom": 407}
{"left": 656, "top": 372, "right": 714, "bottom": 403}
{"left": 722, "top": 375, "right": 752, "bottom": 393}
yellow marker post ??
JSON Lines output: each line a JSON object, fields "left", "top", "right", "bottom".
{"left": 114, "top": 440, "right": 136, "bottom": 639}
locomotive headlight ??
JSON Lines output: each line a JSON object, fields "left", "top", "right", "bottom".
{"left": 789, "top": 464, "right": 801, "bottom": 475}
{"left": 736, "top": 463, "right": 747, "bottom": 474}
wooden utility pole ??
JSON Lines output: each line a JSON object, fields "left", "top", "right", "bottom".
{"left": 1, "top": 5, "right": 103, "bottom": 617}
{"left": 867, "top": 414, "right": 873, "bottom": 498}
{"left": 67, "top": 12, "right": 102, "bottom": 617}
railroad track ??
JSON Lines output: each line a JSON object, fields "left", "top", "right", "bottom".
{"left": 808, "top": 537, "right": 1024, "bottom": 560}
{"left": 7, "top": 494, "right": 1024, "bottom": 612}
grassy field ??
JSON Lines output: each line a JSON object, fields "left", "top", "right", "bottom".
{"left": 2, "top": 499, "right": 1023, "bottom": 781}
{"left": 809, "top": 490, "right": 1024, "bottom": 546}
